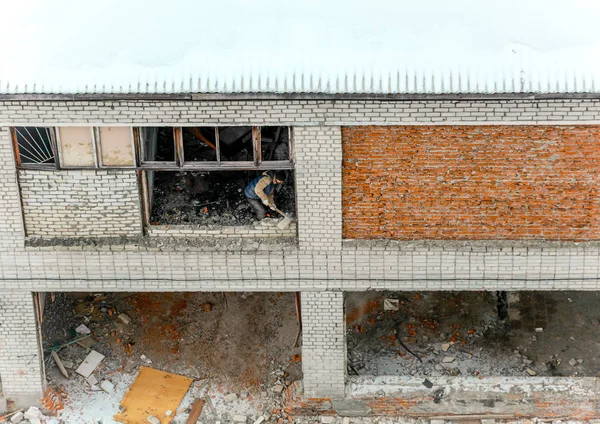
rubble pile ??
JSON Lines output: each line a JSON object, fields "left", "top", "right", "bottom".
{"left": 347, "top": 292, "right": 537, "bottom": 378}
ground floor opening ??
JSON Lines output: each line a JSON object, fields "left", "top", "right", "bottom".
{"left": 346, "top": 290, "right": 600, "bottom": 378}
{"left": 39, "top": 291, "right": 301, "bottom": 423}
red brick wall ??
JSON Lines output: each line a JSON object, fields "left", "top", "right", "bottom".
{"left": 342, "top": 125, "right": 600, "bottom": 240}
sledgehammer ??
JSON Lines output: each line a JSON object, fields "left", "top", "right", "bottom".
{"left": 272, "top": 206, "right": 294, "bottom": 230}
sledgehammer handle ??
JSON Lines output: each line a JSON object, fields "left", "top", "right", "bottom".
{"left": 272, "top": 206, "right": 287, "bottom": 218}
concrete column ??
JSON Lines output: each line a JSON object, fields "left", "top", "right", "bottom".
{"left": 301, "top": 290, "right": 346, "bottom": 398}
{"left": 294, "top": 126, "right": 342, "bottom": 251}
{"left": 0, "top": 292, "right": 45, "bottom": 402}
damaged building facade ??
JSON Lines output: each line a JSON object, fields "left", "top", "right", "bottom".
{"left": 3, "top": 97, "right": 600, "bottom": 416}
{"left": 2, "top": 3, "right": 600, "bottom": 418}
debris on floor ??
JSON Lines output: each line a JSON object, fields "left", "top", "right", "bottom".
{"left": 38, "top": 291, "right": 300, "bottom": 423}
{"left": 346, "top": 291, "right": 600, "bottom": 378}
{"left": 150, "top": 170, "right": 296, "bottom": 227}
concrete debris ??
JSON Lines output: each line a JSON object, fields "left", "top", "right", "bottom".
{"left": 481, "top": 420, "right": 496, "bottom": 424}
{"left": 23, "top": 406, "right": 42, "bottom": 420}
{"left": 140, "top": 354, "right": 153, "bottom": 364}
{"left": 343, "top": 418, "right": 351, "bottom": 424}
{"left": 441, "top": 343, "right": 451, "bottom": 352}
{"left": 76, "top": 336, "right": 97, "bottom": 349}
{"left": 147, "top": 415, "right": 160, "bottom": 424}
{"left": 75, "top": 350, "right": 105, "bottom": 378}
{"left": 233, "top": 415, "right": 247, "bottom": 423}
{"left": 224, "top": 393, "right": 238, "bottom": 402}
{"left": 320, "top": 417, "right": 335, "bottom": 424}
{"left": 118, "top": 313, "right": 132, "bottom": 324}
{"left": 10, "top": 412, "right": 24, "bottom": 423}
{"left": 61, "top": 359, "right": 75, "bottom": 369}
{"left": 87, "top": 374, "right": 98, "bottom": 386}
{"left": 100, "top": 379, "right": 115, "bottom": 393}
{"left": 569, "top": 358, "right": 578, "bottom": 366}
{"left": 165, "top": 409, "right": 172, "bottom": 416}
{"left": 430, "top": 420, "right": 445, "bottom": 424}
{"left": 29, "top": 420, "right": 42, "bottom": 424}
{"left": 442, "top": 356, "right": 455, "bottom": 363}
{"left": 252, "top": 417, "right": 266, "bottom": 424}
{"left": 535, "top": 327, "right": 543, "bottom": 332}
{"left": 75, "top": 324, "right": 92, "bottom": 335}
{"left": 526, "top": 368, "right": 538, "bottom": 376}
{"left": 332, "top": 399, "right": 371, "bottom": 417}
{"left": 383, "top": 299, "right": 399, "bottom": 311}
{"left": 272, "top": 384, "right": 284, "bottom": 394}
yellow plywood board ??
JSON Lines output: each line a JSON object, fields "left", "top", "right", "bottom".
{"left": 114, "top": 366, "right": 193, "bottom": 424}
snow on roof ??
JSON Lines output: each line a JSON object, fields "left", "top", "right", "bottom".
{"left": 1, "top": 0, "right": 599, "bottom": 96}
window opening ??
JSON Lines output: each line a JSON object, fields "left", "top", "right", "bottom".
{"left": 141, "top": 127, "right": 176, "bottom": 163}
{"left": 218, "top": 126, "right": 253, "bottom": 162}
{"left": 13, "top": 126, "right": 56, "bottom": 166}
{"left": 147, "top": 170, "right": 296, "bottom": 226}
{"left": 260, "top": 126, "right": 290, "bottom": 162}
{"left": 183, "top": 127, "right": 218, "bottom": 162}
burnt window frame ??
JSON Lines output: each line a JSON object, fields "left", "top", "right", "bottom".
{"left": 11, "top": 126, "right": 59, "bottom": 169}
{"left": 12, "top": 125, "right": 294, "bottom": 172}
{"left": 138, "top": 126, "right": 294, "bottom": 171}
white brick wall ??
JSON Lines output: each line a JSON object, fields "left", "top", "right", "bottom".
{"left": 0, "top": 291, "right": 45, "bottom": 397}
{"left": 0, "top": 99, "right": 599, "bottom": 125}
{"left": 19, "top": 169, "right": 142, "bottom": 238}
{"left": 295, "top": 127, "right": 342, "bottom": 250}
{"left": 147, "top": 222, "right": 297, "bottom": 238}
{"left": 301, "top": 291, "right": 346, "bottom": 398}
{"left": 2, "top": 100, "right": 600, "bottom": 398}
{"left": 0, "top": 127, "right": 25, "bottom": 249}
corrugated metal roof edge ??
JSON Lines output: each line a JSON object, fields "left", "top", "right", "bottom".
{"left": 1, "top": 92, "right": 600, "bottom": 101}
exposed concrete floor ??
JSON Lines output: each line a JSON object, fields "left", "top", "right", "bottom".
{"left": 346, "top": 291, "right": 600, "bottom": 378}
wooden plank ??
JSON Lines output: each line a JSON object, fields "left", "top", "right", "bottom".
{"left": 186, "top": 127, "right": 216, "bottom": 150}
{"left": 252, "top": 126, "right": 261, "bottom": 165}
{"left": 10, "top": 127, "right": 21, "bottom": 166}
{"left": 114, "top": 366, "right": 193, "bottom": 424}
{"left": 174, "top": 127, "right": 184, "bottom": 166}
{"left": 185, "top": 399, "right": 205, "bottom": 423}
{"left": 51, "top": 351, "right": 69, "bottom": 379}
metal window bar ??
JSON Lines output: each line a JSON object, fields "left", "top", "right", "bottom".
{"left": 14, "top": 126, "right": 55, "bottom": 165}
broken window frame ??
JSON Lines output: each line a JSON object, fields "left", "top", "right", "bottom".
{"left": 12, "top": 126, "right": 293, "bottom": 171}
{"left": 138, "top": 127, "right": 180, "bottom": 169}
{"left": 11, "top": 126, "right": 59, "bottom": 170}
{"left": 139, "top": 126, "right": 294, "bottom": 171}
{"left": 55, "top": 127, "right": 99, "bottom": 169}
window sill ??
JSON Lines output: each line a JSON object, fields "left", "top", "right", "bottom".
{"left": 24, "top": 235, "right": 298, "bottom": 252}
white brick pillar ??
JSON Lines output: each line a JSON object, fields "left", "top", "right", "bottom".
{"left": 0, "top": 292, "right": 45, "bottom": 399}
{"left": 0, "top": 127, "right": 25, "bottom": 250}
{"left": 301, "top": 290, "right": 346, "bottom": 398}
{"left": 294, "top": 126, "right": 342, "bottom": 251}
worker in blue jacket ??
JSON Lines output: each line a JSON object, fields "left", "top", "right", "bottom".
{"left": 244, "top": 170, "right": 287, "bottom": 220}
